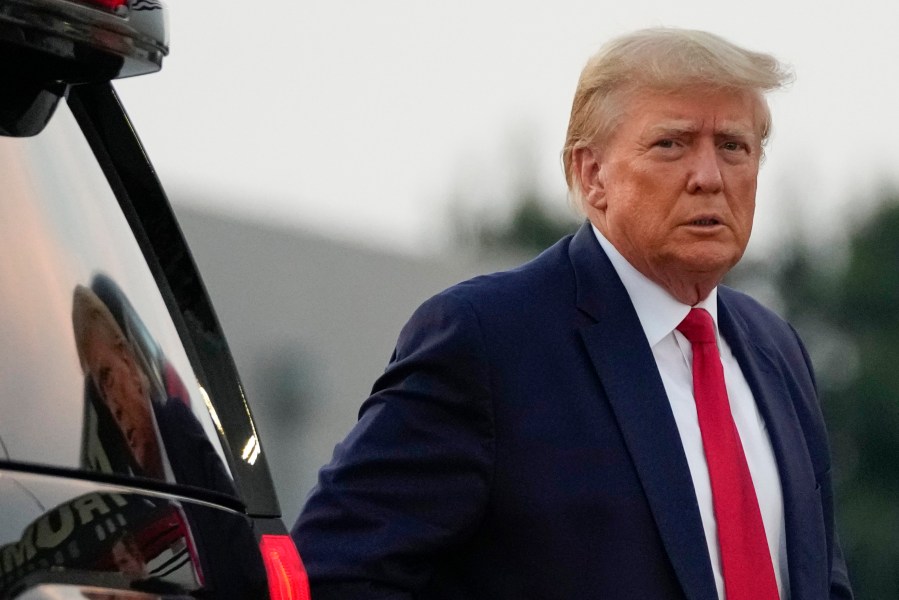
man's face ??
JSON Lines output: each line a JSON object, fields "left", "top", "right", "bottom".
{"left": 84, "top": 325, "right": 159, "bottom": 475}
{"left": 584, "top": 87, "right": 762, "bottom": 304}
{"left": 111, "top": 538, "right": 148, "bottom": 580}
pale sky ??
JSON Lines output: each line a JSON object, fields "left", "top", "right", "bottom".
{"left": 116, "top": 0, "right": 899, "bottom": 258}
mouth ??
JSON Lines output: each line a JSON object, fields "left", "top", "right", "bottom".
{"left": 689, "top": 218, "right": 721, "bottom": 226}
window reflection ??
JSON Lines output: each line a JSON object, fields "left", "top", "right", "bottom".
{"left": 0, "top": 98, "right": 230, "bottom": 490}
{"left": 0, "top": 490, "right": 201, "bottom": 596}
{"left": 71, "top": 275, "right": 235, "bottom": 494}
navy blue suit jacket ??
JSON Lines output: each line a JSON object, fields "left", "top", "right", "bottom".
{"left": 294, "top": 222, "right": 852, "bottom": 599}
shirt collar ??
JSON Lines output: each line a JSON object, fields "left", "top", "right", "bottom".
{"left": 592, "top": 224, "right": 719, "bottom": 347}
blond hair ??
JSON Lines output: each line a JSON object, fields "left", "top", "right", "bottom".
{"left": 72, "top": 284, "right": 127, "bottom": 374}
{"left": 562, "top": 28, "right": 792, "bottom": 210}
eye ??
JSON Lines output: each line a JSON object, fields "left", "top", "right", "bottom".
{"left": 96, "top": 367, "right": 112, "bottom": 395}
{"left": 97, "top": 368, "right": 109, "bottom": 388}
{"left": 720, "top": 140, "right": 747, "bottom": 152}
{"left": 648, "top": 136, "right": 687, "bottom": 159}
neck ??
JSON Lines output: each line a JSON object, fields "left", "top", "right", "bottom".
{"left": 658, "top": 277, "right": 718, "bottom": 306}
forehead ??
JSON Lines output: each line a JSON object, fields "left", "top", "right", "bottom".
{"left": 83, "top": 316, "right": 124, "bottom": 360}
{"left": 619, "top": 87, "right": 762, "bottom": 138}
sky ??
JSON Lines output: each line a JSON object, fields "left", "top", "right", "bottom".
{"left": 115, "top": 0, "right": 899, "bottom": 258}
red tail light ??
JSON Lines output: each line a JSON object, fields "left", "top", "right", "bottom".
{"left": 260, "top": 534, "right": 311, "bottom": 600}
{"left": 70, "top": 0, "right": 128, "bottom": 11}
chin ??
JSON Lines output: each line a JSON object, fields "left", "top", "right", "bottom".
{"left": 678, "top": 244, "right": 743, "bottom": 275}
{"left": 134, "top": 440, "right": 153, "bottom": 467}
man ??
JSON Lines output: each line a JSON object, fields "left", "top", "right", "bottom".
{"left": 73, "top": 283, "right": 169, "bottom": 480}
{"left": 110, "top": 532, "right": 150, "bottom": 582}
{"left": 71, "top": 275, "right": 235, "bottom": 493}
{"left": 72, "top": 276, "right": 269, "bottom": 597}
{"left": 293, "top": 28, "right": 853, "bottom": 599}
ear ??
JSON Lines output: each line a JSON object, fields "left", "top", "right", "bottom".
{"left": 572, "top": 146, "right": 606, "bottom": 210}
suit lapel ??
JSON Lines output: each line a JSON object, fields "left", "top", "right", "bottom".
{"left": 717, "top": 296, "right": 827, "bottom": 600}
{"left": 569, "top": 224, "right": 718, "bottom": 600}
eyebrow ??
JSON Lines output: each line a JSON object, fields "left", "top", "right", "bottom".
{"left": 645, "top": 121, "right": 699, "bottom": 137}
{"left": 715, "top": 127, "right": 754, "bottom": 140}
{"left": 645, "top": 121, "right": 756, "bottom": 140}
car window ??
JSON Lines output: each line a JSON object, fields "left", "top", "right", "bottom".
{"left": 0, "top": 99, "right": 234, "bottom": 493}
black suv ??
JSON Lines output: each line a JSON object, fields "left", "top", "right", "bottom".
{"left": 0, "top": 0, "right": 310, "bottom": 598}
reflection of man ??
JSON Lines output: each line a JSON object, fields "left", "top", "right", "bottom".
{"left": 108, "top": 529, "right": 189, "bottom": 594}
{"left": 73, "top": 284, "right": 166, "bottom": 479}
{"left": 71, "top": 276, "right": 234, "bottom": 495}
{"left": 111, "top": 532, "right": 149, "bottom": 582}
{"left": 294, "top": 29, "right": 853, "bottom": 599}
{"left": 71, "top": 276, "right": 272, "bottom": 598}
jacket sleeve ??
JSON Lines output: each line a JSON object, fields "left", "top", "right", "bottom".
{"left": 291, "top": 290, "right": 495, "bottom": 598}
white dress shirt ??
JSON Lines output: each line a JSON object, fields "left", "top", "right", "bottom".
{"left": 593, "top": 226, "right": 790, "bottom": 599}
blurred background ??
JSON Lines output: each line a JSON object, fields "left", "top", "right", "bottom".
{"left": 115, "top": 1, "right": 899, "bottom": 596}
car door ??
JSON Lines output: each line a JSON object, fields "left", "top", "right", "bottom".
{"left": 0, "top": 1, "right": 309, "bottom": 598}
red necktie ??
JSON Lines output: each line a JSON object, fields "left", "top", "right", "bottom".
{"left": 677, "top": 308, "right": 780, "bottom": 600}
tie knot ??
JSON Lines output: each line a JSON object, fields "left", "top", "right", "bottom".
{"left": 677, "top": 308, "right": 717, "bottom": 344}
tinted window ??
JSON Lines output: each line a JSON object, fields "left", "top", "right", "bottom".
{"left": 0, "top": 100, "right": 233, "bottom": 493}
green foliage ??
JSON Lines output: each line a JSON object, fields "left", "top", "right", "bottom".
{"left": 827, "top": 200, "right": 899, "bottom": 599}
{"left": 462, "top": 193, "right": 581, "bottom": 256}
{"left": 734, "top": 196, "right": 899, "bottom": 599}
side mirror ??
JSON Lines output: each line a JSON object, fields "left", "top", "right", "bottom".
{"left": 0, "top": 77, "right": 65, "bottom": 137}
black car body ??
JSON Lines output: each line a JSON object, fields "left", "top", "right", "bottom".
{"left": 0, "top": 1, "right": 310, "bottom": 597}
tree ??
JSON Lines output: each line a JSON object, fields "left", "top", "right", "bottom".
{"left": 455, "top": 192, "right": 580, "bottom": 257}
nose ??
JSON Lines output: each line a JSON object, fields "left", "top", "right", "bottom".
{"left": 686, "top": 141, "right": 723, "bottom": 194}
